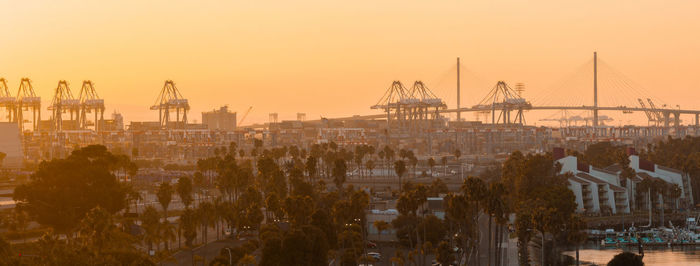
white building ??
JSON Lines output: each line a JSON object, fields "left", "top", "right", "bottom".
{"left": 555, "top": 148, "right": 693, "bottom": 215}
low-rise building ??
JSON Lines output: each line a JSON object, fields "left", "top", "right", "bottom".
{"left": 556, "top": 148, "right": 693, "bottom": 215}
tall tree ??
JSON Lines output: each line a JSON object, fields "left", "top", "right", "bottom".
{"left": 441, "top": 156, "right": 448, "bottom": 176}
{"left": 13, "top": 145, "right": 130, "bottom": 236}
{"left": 141, "top": 206, "right": 161, "bottom": 252}
{"left": 157, "top": 182, "right": 173, "bottom": 218}
{"left": 428, "top": 157, "right": 436, "bottom": 177}
{"left": 333, "top": 158, "right": 348, "bottom": 191}
{"left": 197, "top": 201, "right": 216, "bottom": 245}
{"left": 462, "top": 177, "right": 487, "bottom": 265}
{"left": 305, "top": 156, "right": 317, "bottom": 183}
{"left": 366, "top": 159, "right": 375, "bottom": 180}
{"left": 159, "top": 220, "right": 176, "bottom": 251}
{"left": 176, "top": 176, "right": 194, "bottom": 209}
{"left": 394, "top": 160, "right": 407, "bottom": 193}
{"left": 179, "top": 208, "right": 198, "bottom": 247}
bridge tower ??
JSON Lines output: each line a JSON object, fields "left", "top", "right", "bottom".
{"left": 593, "top": 51, "right": 599, "bottom": 128}
{"left": 457, "top": 57, "right": 461, "bottom": 121}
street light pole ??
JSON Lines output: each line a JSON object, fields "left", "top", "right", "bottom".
{"left": 224, "top": 247, "right": 232, "bottom": 266}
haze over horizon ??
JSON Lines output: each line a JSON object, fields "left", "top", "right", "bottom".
{"left": 2, "top": 1, "right": 699, "bottom": 126}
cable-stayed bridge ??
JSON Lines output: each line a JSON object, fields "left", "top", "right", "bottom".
{"left": 329, "top": 52, "right": 697, "bottom": 138}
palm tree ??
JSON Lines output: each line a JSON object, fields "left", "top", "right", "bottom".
{"left": 384, "top": 146, "right": 395, "bottom": 177}
{"left": 213, "top": 197, "right": 227, "bottom": 240}
{"left": 366, "top": 160, "right": 375, "bottom": 179}
{"left": 333, "top": 158, "right": 348, "bottom": 191}
{"left": 141, "top": 206, "right": 161, "bottom": 253}
{"left": 428, "top": 158, "right": 436, "bottom": 177}
{"left": 462, "top": 177, "right": 487, "bottom": 265}
{"left": 179, "top": 208, "right": 198, "bottom": 247}
{"left": 454, "top": 149, "right": 462, "bottom": 178}
{"left": 159, "top": 220, "right": 176, "bottom": 251}
{"left": 378, "top": 150, "right": 386, "bottom": 177}
{"left": 485, "top": 182, "right": 507, "bottom": 266}
{"left": 305, "top": 156, "right": 317, "bottom": 183}
{"left": 441, "top": 156, "right": 448, "bottom": 176}
{"left": 126, "top": 188, "right": 142, "bottom": 214}
{"left": 177, "top": 176, "right": 194, "bottom": 209}
{"left": 394, "top": 160, "right": 406, "bottom": 193}
{"left": 157, "top": 182, "right": 173, "bottom": 219}
{"left": 408, "top": 155, "right": 418, "bottom": 179}
{"left": 197, "top": 201, "right": 216, "bottom": 245}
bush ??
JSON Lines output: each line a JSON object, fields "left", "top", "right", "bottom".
{"left": 607, "top": 251, "right": 643, "bottom": 266}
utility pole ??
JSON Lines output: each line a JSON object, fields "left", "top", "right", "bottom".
{"left": 457, "top": 57, "right": 461, "bottom": 121}
{"left": 593, "top": 52, "right": 599, "bottom": 128}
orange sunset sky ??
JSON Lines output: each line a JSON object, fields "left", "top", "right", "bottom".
{"left": 1, "top": 1, "right": 699, "bottom": 126}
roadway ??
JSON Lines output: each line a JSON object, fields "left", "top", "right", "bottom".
{"left": 308, "top": 105, "right": 700, "bottom": 124}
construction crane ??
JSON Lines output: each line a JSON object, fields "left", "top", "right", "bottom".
{"left": 238, "top": 106, "right": 253, "bottom": 126}
{"left": 15, "top": 78, "right": 41, "bottom": 132}
{"left": 48, "top": 81, "right": 80, "bottom": 132}
{"left": 0, "top": 78, "right": 15, "bottom": 122}
{"left": 150, "top": 80, "right": 189, "bottom": 129}
{"left": 78, "top": 80, "right": 105, "bottom": 131}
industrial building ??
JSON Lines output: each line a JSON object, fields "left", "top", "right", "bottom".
{"left": 202, "top": 106, "right": 237, "bottom": 131}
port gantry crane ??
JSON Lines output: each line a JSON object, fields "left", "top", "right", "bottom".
{"left": 405, "top": 81, "right": 447, "bottom": 130}
{"left": 0, "top": 78, "right": 15, "bottom": 122}
{"left": 371, "top": 80, "right": 446, "bottom": 131}
{"left": 472, "top": 81, "right": 532, "bottom": 125}
{"left": 48, "top": 80, "right": 80, "bottom": 132}
{"left": 646, "top": 98, "right": 665, "bottom": 127}
{"left": 638, "top": 98, "right": 657, "bottom": 126}
{"left": 15, "top": 78, "right": 41, "bottom": 132}
{"left": 151, "top": 80, "right": 189, "bottom": 129}
{"left": 78, "top": 80, "right": 105, "bottom": 132}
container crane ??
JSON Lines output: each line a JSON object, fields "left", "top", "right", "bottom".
{"left": 150, "top": 80, "right": 189, "bottom": 129}
{"left": 646, "top": 98, "right": 664, "bottom": 126}
{"left": 15, "top": 78, "right": 41, "bottom": 132}
{"left": 0, "top": 78, "right": 15, "bottom": 122}
{"left": 48, "top": 80, "right": 80, "bottom": 132}
{"left": 78, "top": 80, "right": 105, "bottom": 131}
{"left": 638, "top": 98, "right": 656, "bottom": 126}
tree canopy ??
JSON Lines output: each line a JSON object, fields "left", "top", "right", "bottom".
{"left": 13, "top": 145, "right": 133, "bottom": 234}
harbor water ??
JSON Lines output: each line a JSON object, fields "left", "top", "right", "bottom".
{"left": 563, "top": 246, "right": 700, "bottom": 265}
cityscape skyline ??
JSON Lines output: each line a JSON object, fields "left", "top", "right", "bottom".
{"left": 2, "top": 1, "right": 699, "bottom": 125}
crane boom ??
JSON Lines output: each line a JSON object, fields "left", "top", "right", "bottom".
{"left": 238, "top": 106, "right": 253, "bottom": 126}
{"left": 637, "top": 98, "right": 654, "bottom": 123}
{"left": 646, "top": 98, "right": 663, "bottom": 122}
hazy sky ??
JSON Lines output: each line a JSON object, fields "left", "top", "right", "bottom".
{"left": 1, "top": 1, "right": 699, "bottom": 126}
